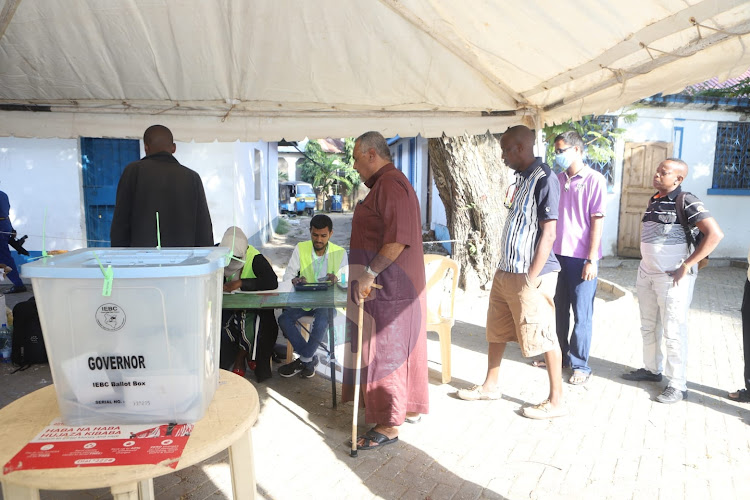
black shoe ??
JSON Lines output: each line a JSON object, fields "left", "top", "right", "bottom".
{"left": 4, "top": 285, "right": 27, "bottom": 294}
{"left": 279, "top": 359, "right": 304, "bottom": 377}
{"left": 300, "top": 356, "right": 319, "bottom": 379}
{"left": 621, "top": 368, "right": 662, "bottom": 382}
{"left": 656, "top": 386, "right": 688, "bottom": 404}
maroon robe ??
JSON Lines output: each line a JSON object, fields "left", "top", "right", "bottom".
{"left": 343, "top": 164, "right": 429, "bottom": 426}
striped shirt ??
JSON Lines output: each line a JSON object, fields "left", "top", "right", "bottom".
{"left": 640, "top": 186, "right": 711, "bottom": 274}
{"left": 498, "top": 159, "right": 560, "bottom": 274}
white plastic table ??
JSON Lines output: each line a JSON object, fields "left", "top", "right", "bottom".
{"left": 0, "top": 370, "right": 258, "bottom": 500}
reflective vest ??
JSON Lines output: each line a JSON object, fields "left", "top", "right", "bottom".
{"left": 298, "top": 240, "right": 344, "bottom": 282}
{"left": 227, "top": 245, "right": 260, "bottom": 281}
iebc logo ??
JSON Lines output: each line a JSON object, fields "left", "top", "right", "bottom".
{"left": 95, "top": 303, "right": 126, "bottom": 331}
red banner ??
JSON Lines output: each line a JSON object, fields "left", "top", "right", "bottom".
{"left": 4, "top": 419, "right": 193, "bottom": 473}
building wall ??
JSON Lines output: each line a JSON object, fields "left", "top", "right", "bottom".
{"left": 0, "top": 137, "right": 277, "bottom": 257}
{"left": 390, "top": 136, "right": 429, "bottom": 228}
{"left": 0, "top": 137, "right": 84, "bottom": 252}
{"left": 174, "top": 140, "right": 277, "bottom": 248}
{"left": 610, "top": 107, "right": 749, "bottom": 258}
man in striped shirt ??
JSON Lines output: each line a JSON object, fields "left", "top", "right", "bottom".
{"left": 622, "top": 158, "right": 723, "bottom": 403}
{"left": 457, "top": 125, "right": 566, "bottom": 419}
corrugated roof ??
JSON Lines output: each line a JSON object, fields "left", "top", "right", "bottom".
{"left": 686, "top": 68, "right": 750, "bottom": 93}
{"left": 317, "top": 138, "right": 345, "bottom": 154}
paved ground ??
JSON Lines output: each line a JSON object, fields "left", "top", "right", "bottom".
{"left": 1, "top": 216, "right": 748, "bottom": 499}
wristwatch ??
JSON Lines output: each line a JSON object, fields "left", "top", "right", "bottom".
{"left": 584, "top": 258, "right": 597, "bottom": 265}
{"left": 364, "top": 265, "right": 379, "bottom": 278}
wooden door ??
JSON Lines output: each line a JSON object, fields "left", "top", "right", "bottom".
{"left": 617, "top": 141, "right": 673, "bottom": 258}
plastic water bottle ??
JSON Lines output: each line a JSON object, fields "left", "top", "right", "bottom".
{"left": 0, "top": 323, "right": 11, "bottom": 363}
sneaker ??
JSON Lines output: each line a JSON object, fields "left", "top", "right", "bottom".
{"left": 278, "top": 359, "right": 304, "bottom": 378}
{"left": 300, "top": 356, "right": 319, "bottom": 379}
{"left": 656, "top": 386, "right": 688, "bottom": 404}
{"left": 621, "top": 368, "right": 663, "bottom": 382}
{"left": 456, "top": 385, "right": 502, "bottom": 401}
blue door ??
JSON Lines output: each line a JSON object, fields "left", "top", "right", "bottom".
{"left": 80, "top": 138, "right": 140, "bottom": 247}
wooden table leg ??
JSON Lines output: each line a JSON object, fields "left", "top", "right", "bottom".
{"left": 228, "top": 429, "right": 256, "bottom": 500}
{"left": 1, "top": 482, "right": 40, "bottom": 500}
{"left": 110, "top": 482, "right": 140, "bottom": 500}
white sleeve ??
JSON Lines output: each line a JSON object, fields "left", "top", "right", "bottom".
{"left": 282, "top": 245, "right": 301, "bottom": 282}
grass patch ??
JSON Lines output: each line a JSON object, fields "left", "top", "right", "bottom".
{"left": 275, "top": 218, "right": 290, "bottom": 235}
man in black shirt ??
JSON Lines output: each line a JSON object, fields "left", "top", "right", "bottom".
{"left": 111, "top": 125, "right": 213, "bottom": 247}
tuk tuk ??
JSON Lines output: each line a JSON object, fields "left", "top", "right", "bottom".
{"left": 279, "top": 181, "right": 316, "bottom": 215}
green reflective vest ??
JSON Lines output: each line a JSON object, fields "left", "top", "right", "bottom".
{"left": 298, "top": 240, "right": 345, "bottom": 282}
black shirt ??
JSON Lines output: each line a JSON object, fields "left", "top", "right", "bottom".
{"left": 111, "top": 152, "right": 213, "bottom": 247}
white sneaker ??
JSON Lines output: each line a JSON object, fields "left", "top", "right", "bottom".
{"left": 456, "top": 385, "right": 502, "bottom": 401}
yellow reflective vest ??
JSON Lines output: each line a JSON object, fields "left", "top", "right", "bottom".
{"left": 298, "top": 240, "right": 345, "bottom": 282}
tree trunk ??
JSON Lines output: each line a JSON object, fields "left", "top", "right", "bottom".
{"left": 428, "top": 132, "right": 511, "bottom": 290}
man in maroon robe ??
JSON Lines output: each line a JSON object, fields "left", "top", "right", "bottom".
{"left": 343, "top": 131, "right": 429, "bottom": 450}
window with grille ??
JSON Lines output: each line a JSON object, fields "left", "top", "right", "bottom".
{"left": 712, "top": 122, "right": 750, "bottom": 190}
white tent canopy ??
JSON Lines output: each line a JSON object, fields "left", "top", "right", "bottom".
{"left": 2, "top": 0, "right": 750, "bottom": 141}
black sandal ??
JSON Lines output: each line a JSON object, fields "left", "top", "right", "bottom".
{"left": 727, "top": 388, "right": 750, "bottom": 402}
{"left": 356, "top": 429, "right": 398, "bottom": 450}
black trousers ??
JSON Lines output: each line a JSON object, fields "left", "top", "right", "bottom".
{"left": 254, "top": 310, "right": 279, "bottom": 379}
{"left": 220, "top": 309, "right": 278, "bottom": 381}
{"left": 743, "top": 279, "right": 750, "bottom": 390}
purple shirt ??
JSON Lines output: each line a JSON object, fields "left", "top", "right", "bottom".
{"left": 553, "top": 166, "right": 607, "bottom": 259}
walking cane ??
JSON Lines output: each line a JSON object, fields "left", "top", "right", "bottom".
{"left": 351, "top": 283, "right": 382, "bottom": 457}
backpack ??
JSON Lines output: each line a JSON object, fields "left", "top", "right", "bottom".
{"left": 675, "top": 191, "right": 709, "bottom": 270}
{"left": 11, "top": 297, "right": 48, "bottom": 370}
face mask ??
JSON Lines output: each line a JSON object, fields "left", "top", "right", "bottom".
{"left": 224, "top": 257, "right": 244, "bottom": 277}
{"left": 555, "top": 149, "right": 575, "bottom": 169}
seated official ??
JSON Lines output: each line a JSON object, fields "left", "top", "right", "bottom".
{"left": 220, "top": 226, "right": 278, "bottom": 382}
{"left": 278, "top": 214, "right": 347, "bottom": 379}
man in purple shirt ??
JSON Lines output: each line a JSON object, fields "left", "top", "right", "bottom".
{"left": 552, "top": 131, "right": 606, "bottom": 385}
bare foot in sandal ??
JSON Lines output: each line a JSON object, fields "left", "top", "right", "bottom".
{"left": 569, "top": 370, "right": 591, "bottom": 385}
{"left": 531, "top": 359, "right": 547, "bottom": 368}
{"left": 356, "top": 425, "right": 398, "bottom": 450}
{"left": 728, "top": 388, "right": 750, "bottom": 402}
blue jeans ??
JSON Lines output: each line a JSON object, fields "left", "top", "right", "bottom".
{"left": 554, "top": 255, "right": 597, "bottom": 374}
{"left": 278, "top": 307, "right": 330, "bottom": 359}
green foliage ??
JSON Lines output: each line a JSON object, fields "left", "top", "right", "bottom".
{"left": 542, "top": 113, "right": 636, "bottom": 168}
{"left": 686, "top": 77, "right": 750, "bottom": 98}
{"left": 298, "top": 139, "right": 360, "bottom": 195}
{"left": 278, "top": 170, "right": 288, "bottom": 182}
{"left": 340, "top": 137, "right": 361, "bottom": 190}
{"left": 275, "top": 218, "right": 290, "bottom": 235}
